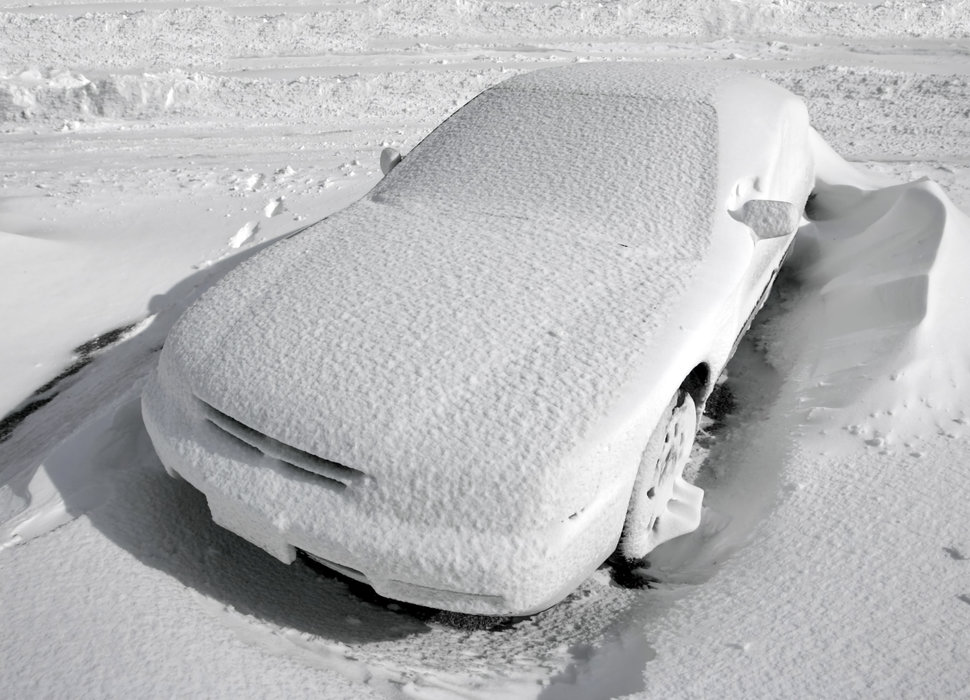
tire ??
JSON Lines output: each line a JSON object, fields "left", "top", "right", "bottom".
{"left": 617, "top": 389, "right": 705, "bottom": 562}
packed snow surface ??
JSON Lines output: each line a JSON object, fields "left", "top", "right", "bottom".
{"left": 2, "top": 0, "right": 970, "bottom": 697}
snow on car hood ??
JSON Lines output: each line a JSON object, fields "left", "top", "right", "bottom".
{"left": 164, "top": 209, "right": 707, "bottom": 522}
{"left": 161, "top": 65, "right": 731, "bottom": 523}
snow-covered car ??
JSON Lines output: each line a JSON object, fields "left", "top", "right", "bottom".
{"left": 142, "top": 63, "right": 814, "bottom": 616}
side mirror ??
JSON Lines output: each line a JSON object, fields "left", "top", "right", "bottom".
{"left": 731, "top": 199, "right": 800, "bottom": 240}
{"left": 380, "top": 147, "right": 402, "bottom": 175}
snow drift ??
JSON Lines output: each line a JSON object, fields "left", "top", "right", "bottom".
{"left": 768, "top": 132, "right": 970, "bottom": 445}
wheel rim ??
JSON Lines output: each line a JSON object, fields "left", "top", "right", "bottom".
{"left": 620, "top": 391, "right": 705, "bottom": 560}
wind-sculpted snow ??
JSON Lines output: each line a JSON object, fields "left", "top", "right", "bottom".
{"left": 761, "top": 138, "right": 970, "bottom": 447}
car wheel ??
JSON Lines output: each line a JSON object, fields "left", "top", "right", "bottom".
{"left": 617, "top": 388, "right": 705, "bottom": 562}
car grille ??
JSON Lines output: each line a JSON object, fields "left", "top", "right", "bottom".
{"left": 199, "top": 400, "right": 365, "bottom": 490}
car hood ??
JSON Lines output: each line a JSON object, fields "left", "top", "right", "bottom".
{"left": 163, "top": 192, "right": 719, "bottom": 524}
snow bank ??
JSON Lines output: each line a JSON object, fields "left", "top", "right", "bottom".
{"left": 0, "top": 66, "right": 205, "bottom": 122}
{"left": 0, "top": 63, "right": 500, "bottom": 129}
{"left": 4, "top": 0, "right": 970, "bottom": 75}
{"left": 6, "top": 1, "right": 970, "bottom": 153}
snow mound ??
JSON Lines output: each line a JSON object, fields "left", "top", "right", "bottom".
{"left": 765, "top": 134, "right": 970, "bottom": 446}
{"left": 0, "top": 67, "right": 202, "bottom": 123}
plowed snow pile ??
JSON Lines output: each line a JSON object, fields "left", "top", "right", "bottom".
{"left": 1, "top": 0, "right": 969, "bottom": 698}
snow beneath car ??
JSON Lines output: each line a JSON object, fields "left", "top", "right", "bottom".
{"left": 2, "top": 1, "right": 970, "bottom": 697}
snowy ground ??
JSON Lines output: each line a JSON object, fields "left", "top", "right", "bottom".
{"left": 2, "top": 1, "right": 970, "bottom": 698}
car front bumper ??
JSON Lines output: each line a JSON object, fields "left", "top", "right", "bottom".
{"left": 141, "top": 367, "right": 628, "bottom": 616}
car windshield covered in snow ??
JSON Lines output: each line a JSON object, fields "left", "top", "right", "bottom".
{"left": 372, "top": 86, "right": 717, "bottom": 254}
